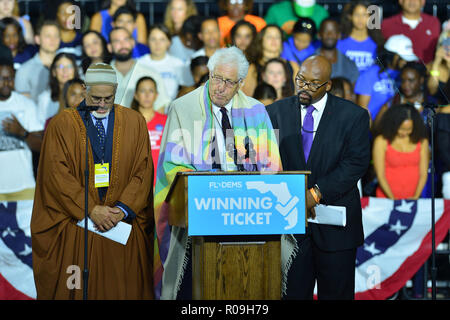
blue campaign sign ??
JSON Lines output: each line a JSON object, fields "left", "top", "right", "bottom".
{"left": 187, "top": 174, "right": 306, "bottom": 236}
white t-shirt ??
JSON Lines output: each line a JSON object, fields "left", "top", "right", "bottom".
{"left": 0, "top": 92, "right": 43, "bottom": 193}
{"left": 138, "top": 53, "right": 189, "bottom": 101}
{"left": 112, "top": 60, "right": 171, "bottom": 113}
{"left": 36, "top": 89, "right": 59, "bottom": 128}
{"left": 401, "top": 15, "right": 421, "bottom": 30}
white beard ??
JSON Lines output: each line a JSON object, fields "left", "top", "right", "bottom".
{"left": 91, "top": 109, "right": 110, "bottom": 119}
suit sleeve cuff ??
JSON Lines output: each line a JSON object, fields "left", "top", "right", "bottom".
{"left": 116, "top": 201, "right": 136, "bottom": 222}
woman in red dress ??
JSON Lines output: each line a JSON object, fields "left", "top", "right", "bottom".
{"left": 373, "top": 103, "right": 429, "bottom": 200}
{"left": 131, "top": 76, "right": 167, "bottom": 186}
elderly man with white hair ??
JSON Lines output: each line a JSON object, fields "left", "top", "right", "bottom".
{"left": 154, "top": 46, "right": 282, "bottom": 299}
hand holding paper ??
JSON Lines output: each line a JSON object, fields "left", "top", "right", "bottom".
{"left": 307, "top": 205, "right": 347, "bottom": 227}
{"left": 90, "top": 205, "right": 123, "bottom": 232}
{"left": 77, "top": 217, "right": 132, "bottom": 245}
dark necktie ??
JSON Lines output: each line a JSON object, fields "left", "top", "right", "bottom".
{"left": 302, "top": 105, "right": 315, "bottom": 162}
{"left": 220, "top": 107, "right": 232, "bottom": 139}
{"left": 95, "top": 118, "right": 106, "bottom": 155}
{"left": 220, "top": 107, "right": 235, "bottom": 157}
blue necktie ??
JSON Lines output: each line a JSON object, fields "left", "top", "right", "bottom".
{"left": 95, "top": 118, "right": 106, "bottom": 154}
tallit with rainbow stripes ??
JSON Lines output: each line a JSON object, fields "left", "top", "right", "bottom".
{"left": 153, "top": 83, "right": 297, "bottom": 299}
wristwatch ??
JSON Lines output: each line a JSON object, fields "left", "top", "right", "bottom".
{"left": 313, "top": 184, "right": 321, "bottom": 199}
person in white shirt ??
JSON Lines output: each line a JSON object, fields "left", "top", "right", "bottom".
{"left": 108, "top": 27, "right": 170, "bottom": 112}
{"left": 138, "top": 24, "right": 189, "bottom": 101}
{"left": 191, "top": 17, "right": 222, "bottom": 60}
{"left": 14, "top": 20, "right": 61, "bottom": 103}
{"left": 36, "top": 52, "right": 80, "bottom": 127}
{"left": 0, "top": 59, "right": 43, "bottom": 199}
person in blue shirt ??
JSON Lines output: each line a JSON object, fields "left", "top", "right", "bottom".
{"left": 337, "top": 0, "right": 384, "bottom": 74}
{"left": 111, "top": 6, "right": 149, "bottom": 59}
{"left": 0, "top": 17, "right": 37, "bottom": 70}
{"left": 56, "top": 1, "right": 83, "bottom": 62}
{"left": 315, "top": 18, "right": 359, "bottom": 85}
{"left": 89, "top": 0, "right": 147, "bottom": 44}
{"left": 355, "top": 49, "right": 402, "bottom": 123}
{"left": 281, "top": 17, "right": 318, "bottom": 66}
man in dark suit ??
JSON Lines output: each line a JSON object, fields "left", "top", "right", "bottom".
{"left": 266, "top": 55, "right": 370, "bottom": 299}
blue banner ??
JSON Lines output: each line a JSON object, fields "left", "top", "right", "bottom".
{"left": 188, "top": 174, "right": 306, "bottom": 236}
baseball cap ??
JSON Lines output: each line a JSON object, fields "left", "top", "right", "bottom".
{"left": 384, "top": 34, "right": 419, "bottom": 62}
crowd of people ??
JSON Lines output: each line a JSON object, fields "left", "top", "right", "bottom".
{"left": 0, "top": 0, "right": 449, "bottom": 300}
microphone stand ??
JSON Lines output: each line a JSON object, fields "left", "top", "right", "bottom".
{"left": 79, "top": 104, "right": 98, "bottom": 300}
{"left": 83, "top": 107, "right": 90, "bottom": 300}
{"left": 425, "top": 103, "right": 438, "bottom": 300}
{"left": 244, "top": 136, "right": 258, "bottom": 172}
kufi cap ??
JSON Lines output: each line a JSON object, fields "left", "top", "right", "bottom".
{"left": 85, "top": 63, "right": 118, "bottom": 86}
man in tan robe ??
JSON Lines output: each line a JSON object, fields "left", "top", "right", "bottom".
{"left": 31, "top": 63, "right": 154, "bottom": 299}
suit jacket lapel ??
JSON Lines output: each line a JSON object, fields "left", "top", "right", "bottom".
{"left": 289, "top": 97, "right": 307, "bottom": 169}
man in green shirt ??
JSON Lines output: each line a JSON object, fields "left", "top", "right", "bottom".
{"left": 264, "top": 0, "right": 329, "bottom": 35}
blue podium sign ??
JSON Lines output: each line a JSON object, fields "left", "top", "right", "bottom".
{"left": 187, "top": 174, "right": 306, "bottom": 236}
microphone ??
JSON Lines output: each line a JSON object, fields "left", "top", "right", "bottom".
{"left": 225, "top": 137, "right": 245, "bottom": 172}
{"left": 244, "top": 136, "right": 258, "bottom": 171}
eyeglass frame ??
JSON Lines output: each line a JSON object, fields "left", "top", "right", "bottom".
{"left": 88, "top": 94, "right": 115, "bottom": 104}
{"left": 210, "top": 73, "right": 242, "bottom": 89}
{"left": 295, "top": 76, "right": 328, "bottom": 92}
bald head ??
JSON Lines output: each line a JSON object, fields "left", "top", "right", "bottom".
{"left": 296, "top": 55, "right": 332, "bottom": 105}
{"left": 301, "top": 55, "right": 332, "bottom": 82}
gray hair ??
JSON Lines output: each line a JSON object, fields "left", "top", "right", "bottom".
{"left": 207, "top": 46, "right": 249, "bottom": 80}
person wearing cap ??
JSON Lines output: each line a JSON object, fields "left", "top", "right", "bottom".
{"left": 381, "top": 0, "right": 441, "bottom": 65}
{"left": 355, "top": 34, "right": 418, "bottom": 122}
{"left": 31, "top": 62, "right": 155, "bottom": 299}
{"left": 264, "top": 0, "right": 329, "bottom": 35}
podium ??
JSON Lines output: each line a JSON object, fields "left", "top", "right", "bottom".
{"left": 165, "top": 171, "right": 309, "bottom": 300}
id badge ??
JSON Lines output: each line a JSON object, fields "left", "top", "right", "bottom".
{"left": 94, "top": 163, "right": 109, "bottom": 188}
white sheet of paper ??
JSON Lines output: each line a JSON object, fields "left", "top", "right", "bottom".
{"left": 77, "top": 218, "right": 132, "bottom": 245}
{"left": 307, "top": 204, "right": 346, "bottom": 227}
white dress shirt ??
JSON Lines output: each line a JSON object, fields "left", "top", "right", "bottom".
{"left": 211, "top": 100, "right": 236, "bottom": 171}
{"left": 300, "top": 93, "right": 328, "bottom": 140}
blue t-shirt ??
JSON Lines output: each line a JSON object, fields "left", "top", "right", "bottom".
{"left": 100, "top": 9, "right": 138, "bottom": 42}
{"left": 14, "top": 45, "right": 38, "bottom": 70}
{"left": 354, "top": 64, "right": 400, "bottom": 120}
{"left": 337, "top": 37, "right": 377, "bottom": 73}
{"left": 132, "top": 42, "right": 150, "bottom": 59}
{"left": 281, "top": 37, "right": 316, "bottom": 65}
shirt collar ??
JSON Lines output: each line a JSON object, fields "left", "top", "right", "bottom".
{"left": 302, "top": 92, "right": 328, "bottom": 112}
{"left": 212, "top": 99, "right": 233, "bottom": 115}
{"left": 90, "top": 112, "right": 109, "bottom": 122}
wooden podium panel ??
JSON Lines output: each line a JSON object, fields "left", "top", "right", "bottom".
{"left": 192, "top": 236, "right": 281, "bottom": 300}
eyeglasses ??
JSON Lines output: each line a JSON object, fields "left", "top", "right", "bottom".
{"left": 210, "top": 74, "right": 241, "bottom": 89}
{"left": 295, "top": 76, "right": 328, "bottom": 92}
{"left": 55, "top": 64, "right": 74, "bottom": 70}
{"left": 229, "top": 0, "right": 244, "bottom": 4}
{"left": 89, "top": 94, "right": 115, "bottom": 104}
